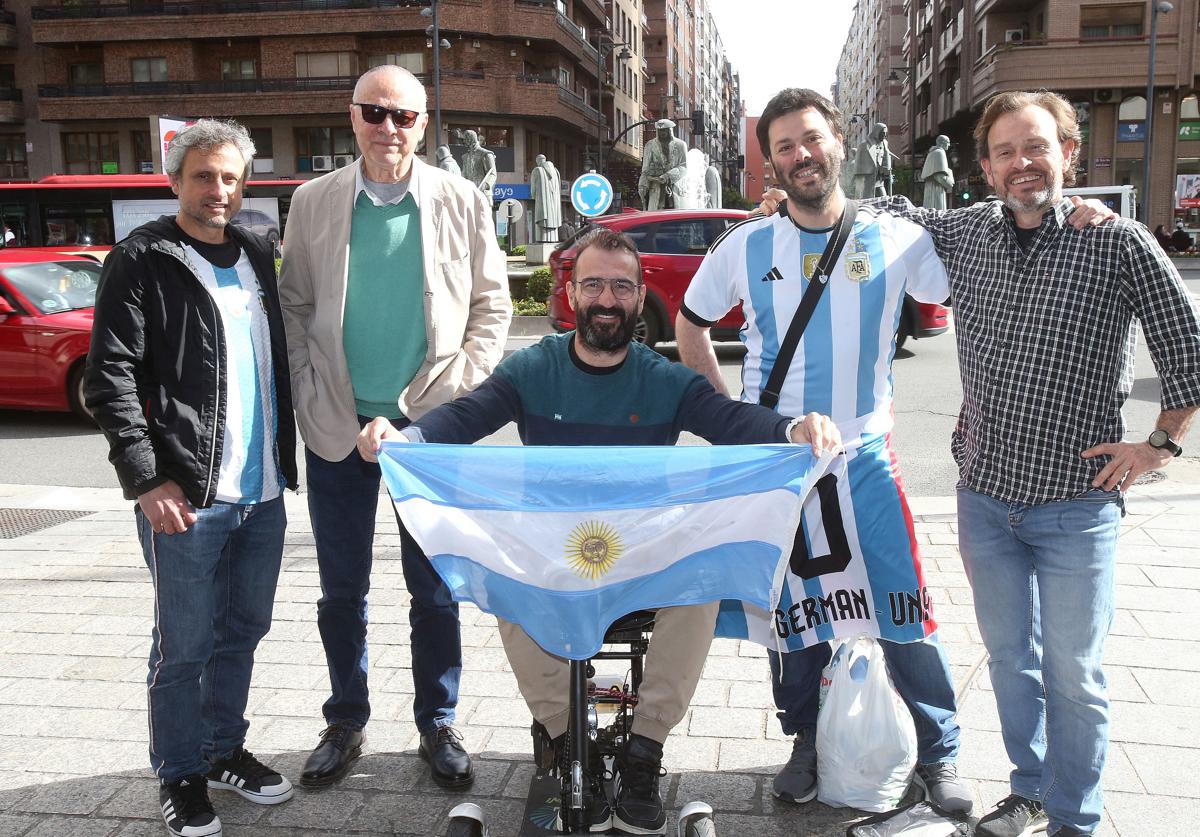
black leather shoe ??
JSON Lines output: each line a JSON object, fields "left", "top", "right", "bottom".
{"left": 299, "top": 723, "right": 364, "bottom": 788}
{"left": 419, "top": 726, "right": 473, "bottom": 789}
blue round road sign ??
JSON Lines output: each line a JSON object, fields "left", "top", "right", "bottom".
{"left": 570, "top": 173, "right": 614, "bottom": 217}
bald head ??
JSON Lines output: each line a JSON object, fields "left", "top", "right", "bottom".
{"left": 352, "top": 65, "right": 427, "bottom": 113}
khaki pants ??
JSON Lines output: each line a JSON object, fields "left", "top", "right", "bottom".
{"left": 498, "top": 602, "right": 718, "bottom": 745}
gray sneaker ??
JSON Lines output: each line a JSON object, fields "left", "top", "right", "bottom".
{"left": 976, "top": 794, "right": 1048, "bottom": 837}
{"left": 914, "top": 761, "right": 973, "bottom": 815}
{"left": 772, "top": 729, "right": 817, "bottom": 803}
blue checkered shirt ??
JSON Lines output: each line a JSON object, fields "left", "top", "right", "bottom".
{"left": 881, "top": 196, "right": 1200, "bottom": 505}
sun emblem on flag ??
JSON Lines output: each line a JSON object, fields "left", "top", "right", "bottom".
{"left": 565, "top": 520, "right": 624, "bottom": 580}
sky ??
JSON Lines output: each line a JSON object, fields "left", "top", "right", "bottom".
{"left": 706, "top": 0, "right": 856, "bottom": 116}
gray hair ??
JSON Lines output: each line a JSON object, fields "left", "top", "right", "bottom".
{"left": 164, "top": 118, "right": 255, "bottom": 178}
{"left": 352, "top": 65, "right": 428, "bottom": 113}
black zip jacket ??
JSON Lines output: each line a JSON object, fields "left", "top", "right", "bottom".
{"left": 84, "top": 216, "right": 298, "bottom": 508}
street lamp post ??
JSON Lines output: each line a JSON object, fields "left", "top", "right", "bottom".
{"left": 888, "top": 66, "right": 917, "bottom": 200}
{"left": 1142, "top": 1, "right": 1173, "bottom": 225}
{"left": 420, "top": 1, "right": 451, "bottom": 150}
{"left": 592, "top": 34, "right": 632, "bottom": 175}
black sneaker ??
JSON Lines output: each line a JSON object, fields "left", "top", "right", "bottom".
{"left": 207, "top": 747, "right": 294, "bottom": 805}
{"left": 159, "top": 775, "right": 222, "bottom": 837}
{"left": 976, "top": 794, "right": 1049, "bottom": 837}
{"left": 612, "top": 734, "right": 667, "bottom": 835}
{"left": 551, "top": 731, "right": 613, "bottom": 832}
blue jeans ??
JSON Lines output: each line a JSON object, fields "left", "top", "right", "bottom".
{"left": 306, "top": 426, "right": 461, "bottom": 733}
{"left": 769, "top": 631, "right": 961, "bottom": 763}
{"left": 138, "top": 496, "right": 285, "bottom": 782}
{"left": 957, "top": 487, "right": 1122, "bottom": 836}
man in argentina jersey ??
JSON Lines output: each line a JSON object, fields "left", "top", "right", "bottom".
{"left": 676, "top": 88, "right": 970, "bottom": 816}
{"left": 86, "top": 120, "right": 297, "bottom": 837}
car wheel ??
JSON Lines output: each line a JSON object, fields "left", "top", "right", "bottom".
{"left": 634, "top": 308, "right": 662, "bottom": 348}
{"left": 67, "top": 362, "right": 95, "bottom": 424}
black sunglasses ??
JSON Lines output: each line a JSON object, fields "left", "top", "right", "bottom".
{"left": 353, "top": 103, "right": 421, "bottom": 128}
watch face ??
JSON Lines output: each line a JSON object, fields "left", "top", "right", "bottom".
{"left": 1149, "top": 430, "right": 1169, "bottom": 447}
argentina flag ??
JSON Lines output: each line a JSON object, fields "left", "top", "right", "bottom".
{"left": 378, "top": 442, "right": 835, "bottom": 659}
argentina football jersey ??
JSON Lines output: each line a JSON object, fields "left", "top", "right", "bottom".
{"left": 683, "top": 205, "right": 949, "bottom": 443}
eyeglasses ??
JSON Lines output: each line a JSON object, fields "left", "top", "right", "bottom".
{"left": 353, "top": 103, "right": 421, "bottom": 128}
{"left": 575, "top": 278, "right": 642, "bottom": 300}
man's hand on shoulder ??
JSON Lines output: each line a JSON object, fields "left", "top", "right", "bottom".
{"left": 1066, "top": 196, "right": 1118, "bottom": 229}
{"left": 1081, "top": 440, "right": 1172, "bottom": 491}
{"left": 138, "top": 480, "right": 197, "bottom": 536}
{"left": 787, "top": 412, "right": 841, "bottom": 457}
{"left": 750, "top": 188, "right": 787, "bottom": 218}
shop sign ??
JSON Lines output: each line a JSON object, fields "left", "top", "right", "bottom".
{"left": 1118, "top": 121, "right": 1147, "bottom": 142}
{"left": 1179, "top": 122, "right": 1200, "bottom": 141}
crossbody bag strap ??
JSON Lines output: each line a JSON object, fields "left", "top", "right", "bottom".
{"left": 758, "top": 199, "right": 858, "bottom": 410}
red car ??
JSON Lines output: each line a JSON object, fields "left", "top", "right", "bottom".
{"left": 548, "top": 208, "right": 949, "bottom": 349}
{"left": 0, "top": 252, "right": 102, "bottom": 419}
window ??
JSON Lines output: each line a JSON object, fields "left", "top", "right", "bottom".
{"left": 221, "top": 59, "right": 257, "bottom": 80}
{"left": 1119, "top": 96, "right": 1146, "bottom": 121}
{"left": 132, "top": 131, "right": 153, "bottom": 173}
{"left": 62, "top": 131, "right": 119, "bottom": 175}
{"left": 0, "top": 65, "right": 14, "bottom": 88}
{"left": 294, "top": 126, "right": 356, "bottom": 172}
{"left": 367, "top": 52, "right": 424, "bottom": 74}
{"left": 1080, "top": 4, "right": 1142, "bottom": 39}
{"left": 644, "top": 219, "right": 726, "bottom": 255}
{"left": 250, "top": 128, "right": 274, "bottom": 158}
{"left": 295, "top": 51, "right": 356, "bottom": 78}
{"left": 69, "top": 63, "right": 103, "bottom": 86}
{"left": 131, "top": 58, "right": 168, "bottom": 83}
{"left": 558, "top": 67, "right": 571, "bottom": 88}
{"left": 0, "top": 133, "right": 27, "bottom": 181}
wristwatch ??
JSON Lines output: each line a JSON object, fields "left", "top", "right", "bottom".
{"left": 1148, "top": 429, "right": 1183, "bottom": 458}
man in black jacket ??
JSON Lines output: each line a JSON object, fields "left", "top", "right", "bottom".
{"left": 86, "top": 119, "right": 298, "bottom": 837}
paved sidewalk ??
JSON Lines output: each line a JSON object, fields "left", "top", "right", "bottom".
{"left": 0, "top": 473, "right": 1197, "bottom": 837}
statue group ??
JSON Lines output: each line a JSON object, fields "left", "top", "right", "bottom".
{"left": 848, "top": 124, "right": 954, "bottom": 209}
{"left": 637, "top": 119, "right": 723, "bottom": 210}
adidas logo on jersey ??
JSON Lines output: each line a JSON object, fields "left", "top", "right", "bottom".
{"left": 761, "top": 266, "right": 785, "bottom": 283}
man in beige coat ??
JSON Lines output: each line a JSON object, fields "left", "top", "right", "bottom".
{"left": 278, "top": 64, "right": 510, "bottom": 791}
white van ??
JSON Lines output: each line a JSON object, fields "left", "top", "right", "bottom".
{"left": 1062, "top": 185, "right": 1137, "bottom": 219}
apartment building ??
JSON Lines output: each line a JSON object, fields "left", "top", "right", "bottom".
{"left": 889, "top": 0, "right": 1200, "bottom": 225}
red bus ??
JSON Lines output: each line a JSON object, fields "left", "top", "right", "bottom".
{"left": 0, "top": 174, "right": 305, "bottom": 256}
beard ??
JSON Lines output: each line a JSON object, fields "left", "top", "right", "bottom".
{"left": 772, "top": 148, "right": 843, "bottom": 213}
{"left": 999, "top": 166, "right": 1061, "bottom": 215}
{"left": 577, "top": 302, "right": 638, "bottom": 353}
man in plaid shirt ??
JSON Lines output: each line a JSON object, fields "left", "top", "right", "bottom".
{"left": 881, "top": 91, "right": 1200, "bottom": 837}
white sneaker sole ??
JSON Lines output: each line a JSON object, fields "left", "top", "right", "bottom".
{"left": 912, "top": 769, "right": 974, "bottom": 816}
{"left": 611, "top": 813, "right": 667, "bottom": 835}
{"left": 208, "top": 776, "right": 294, "bottom": 805}
{"left": 163, "top": 812, "right": 222, "bottom": 837}
{"left": 771, "top": 783, "right": 818, "bottom": 804}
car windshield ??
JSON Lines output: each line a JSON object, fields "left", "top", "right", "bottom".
{"left": 4, "top": 261, "right": 101, "bottom": 314}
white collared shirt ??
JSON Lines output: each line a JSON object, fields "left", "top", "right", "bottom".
{"left": 355, "top": 158, "right": 420, "bottom": 207}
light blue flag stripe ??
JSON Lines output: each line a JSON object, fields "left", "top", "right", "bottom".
{"left": 380, "top": 442, "right": 818, "bottom": 511}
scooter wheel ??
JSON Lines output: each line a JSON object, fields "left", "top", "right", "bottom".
{"left": 447, "top": 818, "right": 484, "bottom": 837}
{"left": 683, "top": 815, "right": 716, "bottom": 837}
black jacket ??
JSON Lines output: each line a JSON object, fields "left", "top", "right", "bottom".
{"left": 84, "top": 217, "right": 298, "bottom": 507}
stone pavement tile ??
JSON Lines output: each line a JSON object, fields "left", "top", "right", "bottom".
{"left": 1130, "top": 668, "right": 1200, "bottom": 706}
{"left": 1143, "top": 565, "right": 1200, "bottom": 589}
{"left": 760, "top": 793, "right": 868, "bottom": 833}
{"left": 683, "top": 678, "right": 728, "bottom": 708}
{"left": 61, "top": 656, "right": 146, "bottom": 683}
{"left": 0, "top": 737, "right": 147, "bottom": 775}
{"left": 246, "top": 689, "right": 330, "bottom": 719}
{"left": 0, "top": 678, "right": 141, "bottom": 711}
{"left": 1105, "top": 636, "right": 1200, "bottom": 672}
{"left": 0, "top": 632, "right": 143, "bottom": 659}
{"left": 253, "top": 640, "right": 327, "bottom": 667}
{"left": 711, "top": 809, "right": 856, "bottom": 837}
{"left": 1104, "top": 790, "right": 1200, "bottom": 837}
{"left": 12, "top": 613, "right": 96, "bottom": 636}
{"left": 465, "top": 697, "right": 531, "bottom": 728}
{"left": 1110, "top": 702, "right": 1200, "bottom": 748}
{"left": 737, "top": 640, "right": 767, "bottom": 658}
{"left": 94, "top": 776, "right": 161, "bottom": 821}
{"left": 675, "top": 770, "right": 760, "bottom": 812}
{"left": 1123, "top": 743, "right": 1200, "bottom": 798}
{"left": 717, "top": 738, "right": 792, "bottom": 774}
{"left": 1109, "top": 610, "right": 1147, "bottom": 637}
{"left": 700, "top": 655, "right": 761, "bottom": 681}
{"left": 727, "top": 679, "right": 772, "bottom": 709}
{"left": 345, "top": 791, "right": 450, "bottom": 834}
{"left": 112, "top": 821, "right": 166, "bottom": 837}
{"left": 663, "top": 735, "right": 720, "bottom": 772}
{"left": 688, "top": 706, "right": 766, "bottom": 739}
{"left": 707, "top": 638, "right": 740, "bottom": 657}
{"left": 1096, "top": 665, "right": 1151, "bottom": 703}
{"left": 1114, "top": 564, "right": 1154, "bottom": 586}
{"left": 1148, "top": 527, "right": 1200, "bottom": 549}
{"left": 452, "top": 798, "right": 526, "bottom": 837}
{"left": 262, "top": 786, "right": 365, "bottom": 829}
{"left": 461, "top": 648, "right": 511, "bottom": 673}
{"left": 1134, "top": 512, "right": 1200, "bottom": 531}
{"left": 0, "top": 813, "right": 38, "bottom": 836}
{"left": 481, "top": 725, "right": 534, "bottom": 760}
{"left": 74, "top": 615, "right": 150, "bottom": 637}
{"left": 1130, "top": 610, "right": 1200, "bottom": 639}
{"left": 338, "top": 753, "right": 426, "bottom": 793}
{"left": 22, "top": 816, "right": 123, "bottom": 837}
{"left": 259, "top": 618, "right": 317, "bottom": 643}
{"left": 12, "top": 775, "right": 126, "bottom": 815}
{"left": 372, "top": 645, "right": 413, "bottom": 670}
{"left": 247, "top": 662, "right": 327, "bottom": 691}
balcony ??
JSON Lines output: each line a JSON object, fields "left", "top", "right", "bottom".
{"left": 31, "top": 0, "right": 420, "bottom": 19}
{"left": 556, "top": 10, "right": 600, "bottom": 68}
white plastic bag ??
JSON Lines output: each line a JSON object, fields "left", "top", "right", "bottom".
{"left": 816, "top": 636, "right": 917, "bottom": 812}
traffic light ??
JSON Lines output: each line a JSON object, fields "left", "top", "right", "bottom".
{"left": 691, "top": 109, "right": 706, "bottom": 135}
{"left": 737, "top": 154, "right": 745, "bottom": 170}
{"left": 959, "top": 189, "right": 971, "bottom": 202}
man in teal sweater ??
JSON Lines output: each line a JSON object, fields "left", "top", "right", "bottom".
{"left": 359, "top": 228, "right": 838, "bottom": 834}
